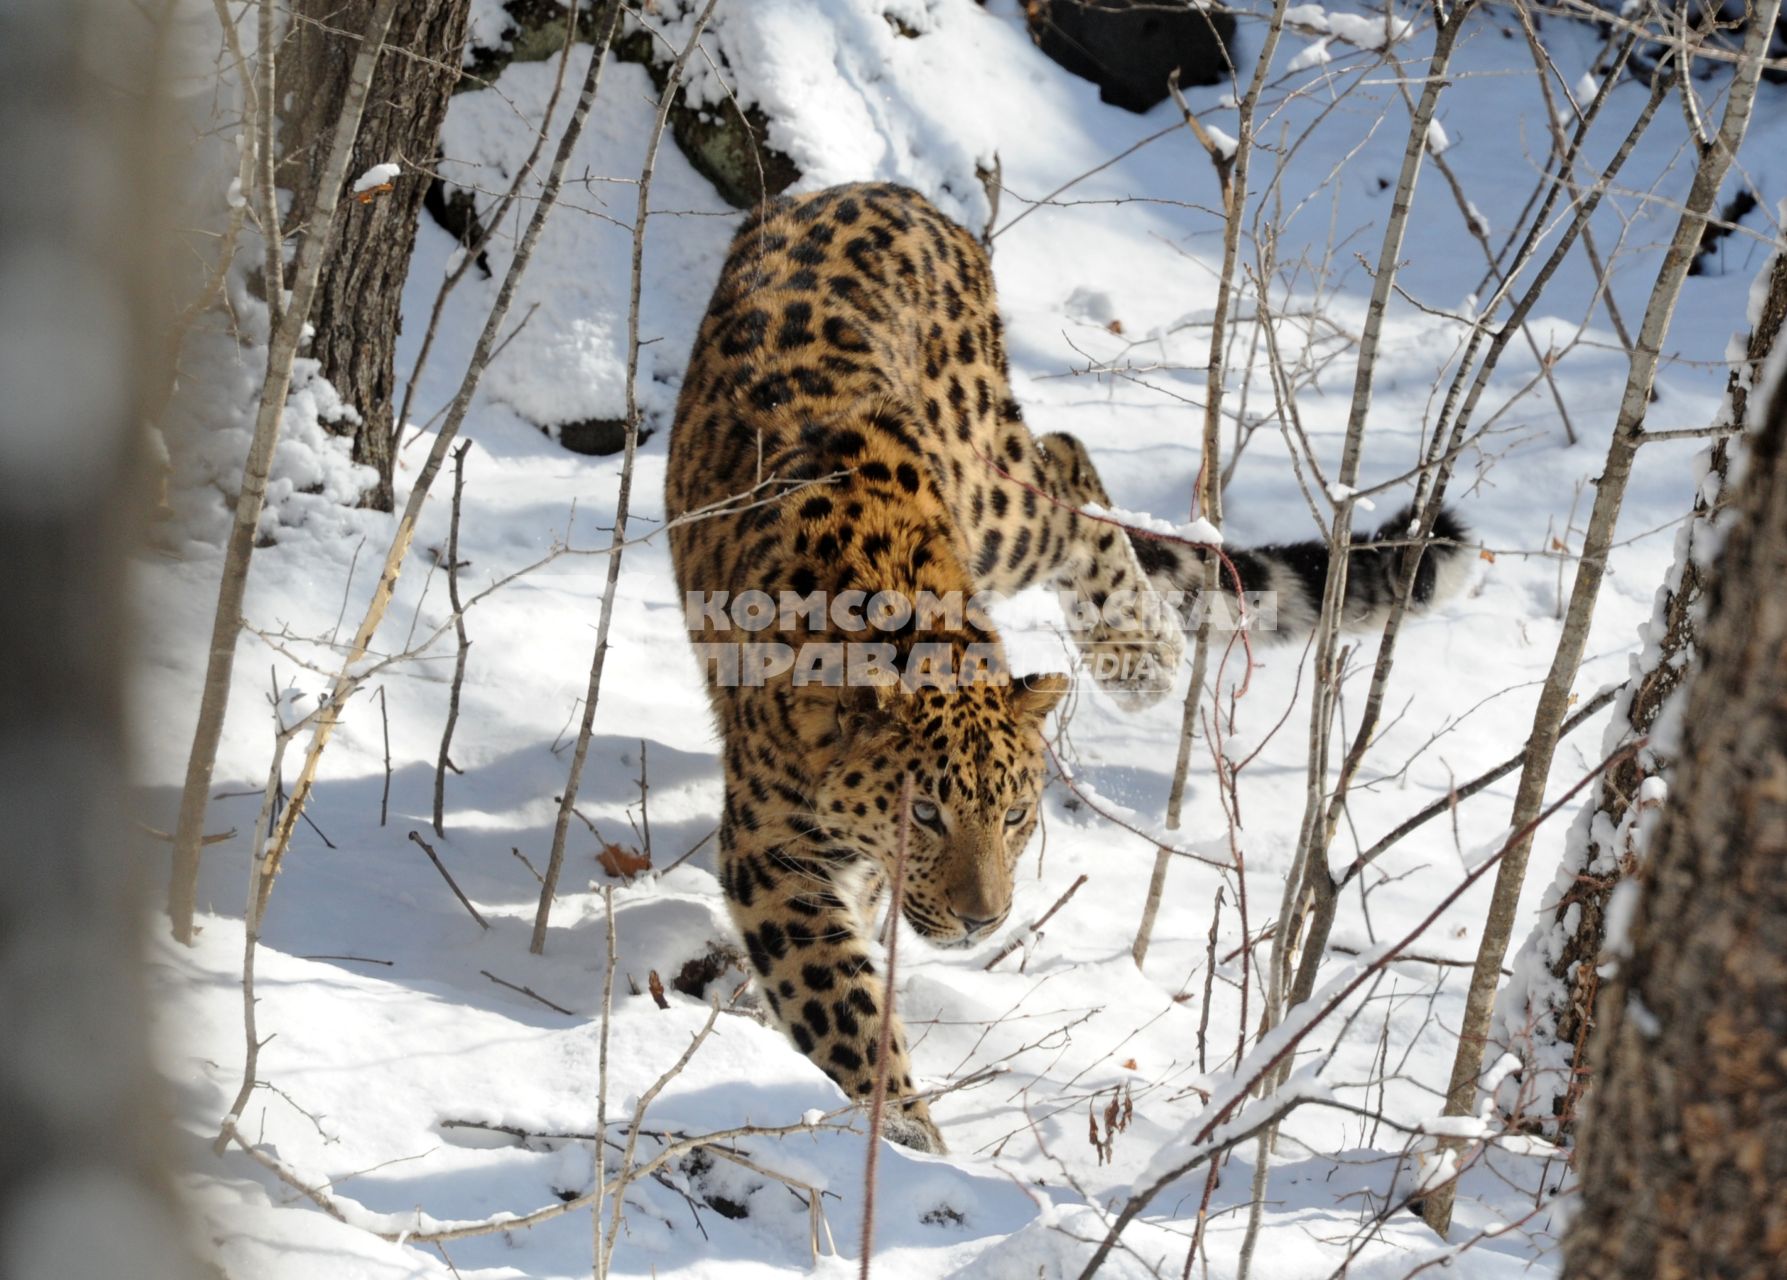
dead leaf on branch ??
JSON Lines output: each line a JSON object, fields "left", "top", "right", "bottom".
{"left": 597, "top": 841, "right": 651, "bottom": 879}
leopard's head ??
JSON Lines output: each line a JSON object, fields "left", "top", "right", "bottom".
{"left": 797, "top": 671, "right": 1068, "bottom": 947}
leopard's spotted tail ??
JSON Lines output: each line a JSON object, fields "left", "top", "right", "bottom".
{"left": 1134, "top": 506, "right": 1474, "bottom": 641}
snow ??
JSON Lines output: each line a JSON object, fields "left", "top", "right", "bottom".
{"left": 1080, "top": 502, "right": 1222, "bottom": 546}
{"left": 1326, "top": 481, "right": 1377, "bottom": 511}
{"left": 142, "top": 0, "right": 1787, "bottom": 1276}
{"left": 1327, "top": 10, "right": 1413, "bottom": 48}
{"left": 1285, "top": 4, "right": 1332, "bottom": 31}
{"left": 464, "top": 0, "right": 512, "bottom": 58}
{"left": 351, "top": 162, "right": 401, "bottom": 194}
{"left": 1286, "top": 38, "right": 1334, "bottom": 73}
{"left": 1064, "top": 285, "right": 1118, "bottom": 326}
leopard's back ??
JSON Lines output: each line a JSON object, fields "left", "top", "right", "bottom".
{"left": 667, "top": 183, "right": 1038, "bottom": 615}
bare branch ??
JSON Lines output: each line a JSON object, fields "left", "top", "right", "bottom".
{"left": 532, "top": 0, "right": 719, "bottom": 953}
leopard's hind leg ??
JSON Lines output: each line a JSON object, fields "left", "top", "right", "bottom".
{"left": 1018, "top": 431, "right": 1186, "bottom": 708}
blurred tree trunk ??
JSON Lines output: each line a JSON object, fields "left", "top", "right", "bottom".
{"left": 0, "top": 2, "right": 210, "bottom": 1277}
{"left": 279, "top": 0, "right": 472, "bottom": 511}
{"left": 1563, "top": 368, "right": 1787, "bottom": 1277}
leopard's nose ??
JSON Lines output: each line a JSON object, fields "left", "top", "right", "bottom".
{"left": 954, "top": 912, "right": 1002, "bottom": 938}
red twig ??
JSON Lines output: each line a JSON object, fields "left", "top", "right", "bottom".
{"left": 859, "top": 776, "right": 913, "bottom": 1277}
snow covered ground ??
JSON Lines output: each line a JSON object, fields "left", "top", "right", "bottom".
{"left": 142, "top": 1, "right": 1786, "bottom": 1276}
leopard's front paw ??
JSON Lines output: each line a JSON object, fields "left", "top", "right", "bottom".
{"left": 881, "top": 1098, "right": 947, "bottom": 1154}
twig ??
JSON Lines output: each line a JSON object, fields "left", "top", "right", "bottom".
{"left": 1197, "top": 885, "right": 1223, "bottom": 1075}
{"left": 593, "top": 884, "right": 616, "bottom": 1278}
{"left": 212, "top": 674, "right": 318, "bottom": 1156}
{"left": 1153, "top": 8, "right": 1291, "bottom": 958}
{"left": 395, "top": 0, "right": 582, "bottom": 442}
{"left": 983, "top": 874, "right": 1089, "bottom": 970}
{"left": 248, "top": 0, "right": 628, "bottom": 926}
{"left": 659, "top": 825, "right": 717, "bottom": 876}
{"left": 138, "top": 822, "right": 237, "bottom": 846}
{"left": 433, "top": 440, "right": 472, "bottom": 837}
{"left": 242, "top": 1107, "right": 856, "bottom": 1248}
{"left": 1073, "top": 739, "right": 1642, "bottom": 1277}
{"left": 1328, "top": 944, "right": 1506, "bottom": 974}
{"left": 1424, "top": 1, "right": 1779, "bottom": 1235}
{"left": 512, "top": 845, "right": 545, "bottom": 883}
{"left": 220, "top": 1118, "right": 348, "bottom": 1221}
{"left": 860, "top": 777, "right": 913, "bottom": 1278}
{"left": 377, "top": 684, "right": 391, "bottom": 827}
{"left": 481, "top": 969, "right": 572, "bottom": 1016}
{"left": 635, "top": 739, "right": 651, "bottom": 861}
{"left": 408, "top": 830, "right": 488, "bottom": 930}
{"left": 1341, "top": 683, "right": 1620, "bottom": 882}
{"left": 1047, "top": 744, "right": 1233, "bottom": 871}
{"left": 532, "top": 0, "right": 717, "bottom": 954}
{"left": 300, "top": 954, "right": 394, "bottom": 966}
{"left": 1279, "top": 22, "right": 1658, "bottom": 1093}
{"left": 166, "top": 0, "right": 403, "bottom": 944}
{"left": 603, "top": 999, "right": 724, "bottom": 1274}
{"left": 254, "top": 0, "right": 284, "bottom": 335}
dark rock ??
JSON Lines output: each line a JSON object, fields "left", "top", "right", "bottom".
{"left": 551, "top": 418, "right": 653, "bottom": 457}
{"left": 1026, "top": 0, "right": 1237, "bottom": 112}
{"left": 458, "top": 1, "right": 801, "bottom": 209}
{"left": 613, "top": 26, "right": 799, "bottom": 209}
{"left": 422, "top": 173, "right": 491, "bottom": 276}
{"left": 459, "top": 0, "right": 599, "bottom": 88}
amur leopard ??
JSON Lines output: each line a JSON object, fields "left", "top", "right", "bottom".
{"left": 665, "top": 182, "right": 1468, "bottom": 1152}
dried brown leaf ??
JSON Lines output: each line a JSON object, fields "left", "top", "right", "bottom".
{"left": 597, "top": 841, "right": 651, "bottom": 879}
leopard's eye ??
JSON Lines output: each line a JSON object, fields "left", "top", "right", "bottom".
{"left": 911, "top": 799, "right": 942, "bottom": 827}
{"left": 1004, "top": 806, "right": 1027, "bottom": 826}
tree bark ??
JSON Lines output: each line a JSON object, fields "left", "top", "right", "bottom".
{"left": 1563, "top": 340, "right": 1787, "bottom": 1280}
{"left": 1533, "top": 247, "right": 1787, "bottom": 1133}
{"left": 280, "top": 0, "right": 472, "bottom": 511}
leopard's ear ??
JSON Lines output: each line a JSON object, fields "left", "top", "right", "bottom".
{"left": 1013, "top": 672, "right": 1069, "bottom": 724}
{"left": 790, "top": 675, "right": 897, "bottom": 747}
{"left": 841, "top": 678, "right": 899, "bottom": 737}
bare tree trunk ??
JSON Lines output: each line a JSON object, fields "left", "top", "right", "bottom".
{"left": 166, "top": 0, "right": 402, "bottom": 944}
{"left": 1422, "top": 5, "right": 1779, "bottom": 1232}
{"left": 254, "top": 1, "right": 626, "bottom": 924}
{"left": 280, "top": 0, "right": 473, "bottom": 511}
{"left": 1508, "top": 245, "right": 1787, "bottom": 1134}
{"left": 0, "top": 4, "right": 209, "bottom": 1277}
{"left": 1562, "top": 345, "right": 1787, "bottom": 1280}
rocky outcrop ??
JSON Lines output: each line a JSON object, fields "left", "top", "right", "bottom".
{"left": 1025, "top": 0, "right": 1237, "bottom": 112}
